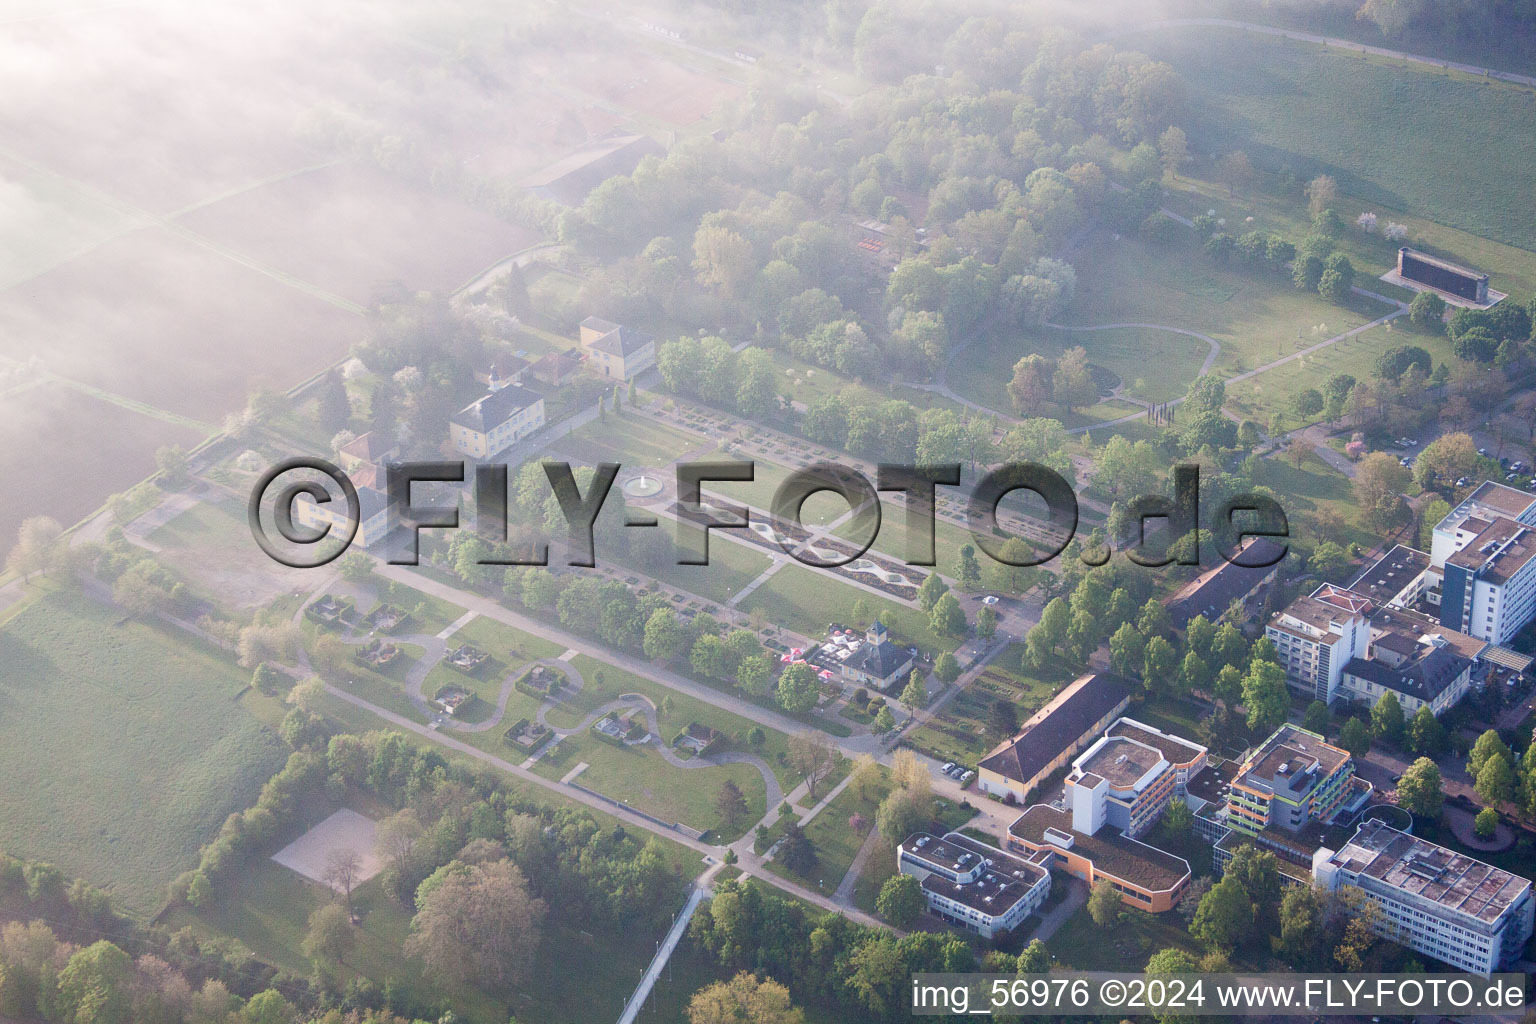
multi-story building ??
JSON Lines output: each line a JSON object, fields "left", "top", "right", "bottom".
{"left": 1066, "top": 720, "right": 1208, "bottom": 841}
{"left": 1266, "top": 584, "right": 1371, "bottom": 703}
{"left": 449, "top": 385, "right": 546, "bottom": 460}
{"left": 292, "top": 484, "right": 394, "bottom": 549}
{"left": 1165, "top": 536, "right": 1285, "bottom": 630}
{"left": 1338, "top": 605, "right": 1483, "bottom": 715}
{"left": 1006, "top": 804, "right": 1192, "bottom": 912}
{"left": 1226, "top": 725, "right": 1361, "bottom": 836}
{"left": 896, "top": 832, "right": 1051, "bottom": 939}
{"left": 1314, "top": 820, "right": 1534, "bottom": 976}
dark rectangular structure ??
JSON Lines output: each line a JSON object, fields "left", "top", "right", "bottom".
{"left": 1399, "top": 247, "right": 1488, "bottom": 303}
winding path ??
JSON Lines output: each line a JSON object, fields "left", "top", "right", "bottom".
{"left": 1044, "top": 321, "right": 1223, "bottom": 377}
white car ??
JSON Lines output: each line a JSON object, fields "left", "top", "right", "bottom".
{"left": 981, "top": 595, "right": 999, "bottom": 606}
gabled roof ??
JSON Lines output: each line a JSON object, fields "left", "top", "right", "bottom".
{"left": 339, "top": 431, "right": 394, "bottom": 463}
{"left": 450, "top": 385, "right": 543, "bottom": 434}
{"left": 979, "top": 673, "right": 1132, "bottom": 786}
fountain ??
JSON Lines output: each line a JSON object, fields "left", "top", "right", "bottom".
{"left": 622, "top": 473, "right": 663, "bottom": 498}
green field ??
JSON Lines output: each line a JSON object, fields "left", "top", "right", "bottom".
{"left": 740, "top": 563, "right": 952, "bottom": 653}
{"left": 951, "top": 324, "right": 1211, "bottom": 415}
{"left": 764, "top": 767, "right": 891, "bottom": 893}
{"left": 0, "top": 590, "right": 287, "bottom": 916}
{"left": 1047, "top": 902, "right": 1204, "bottom": 971}
{"left": 170, "top": 859, "right": 678, "bottom": 1024}
{"left": 626, "top": 530, "right": 774, "bottom": 608}
{"left": 1135, "top": 26, "right": 1536, "bottom": 252}
{"left": 558, "top": 413, "right": 711, "bottom": 470}
{"left": 903, "top": 654, "right": 1075, "bottom": 765}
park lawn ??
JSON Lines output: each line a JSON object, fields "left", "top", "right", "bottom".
{"left": 532, "top": 730, "right": 768, "bottom": 840}
{"left": 1258, "top": 447, "right": 1382, "bottom": 555}
{"left": 170, "top": 857, "right": 681, "bottom": 1024}
{"left": 741, "top": 563, "right": 953, "bottom": 654}
{"left": 453, "top": 613, "right": 565, "bottom": 661}
{"left": 370, "top": 580, "right": 468, "bottom": 637}
{"left": 1223, "top": 318, "right": 1456, "bottom": 428}
{"left": 1060, "top": 230, "right": 1391, "bottom": 381}
{"left": 1133, "top": 24, "right": 1536, "bottom": 254}
{"left": 546, "top": 655, "right": 800, "bottom": 790}
{"left": 626, "top": 529, "right": 774, "bottom": 608}
{"left": 326, "top": 641, "right": 430, "bottom": 722}
{"left": 948, "top": 324, "right": 1209, "bottom": 416}
{"left": 0, "top": 588, "right": 288, "bottom": 917}
{"left": 767, "top": 768, "right": 891, "bottom": 893}
{"left": 1046, "top": 902, "right": 1204, "bottom": 970}
{"left": 558, "top": 413, "right": 708, "bottom": 469}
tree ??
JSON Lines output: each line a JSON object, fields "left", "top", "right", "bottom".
{"left": 302, "top": 902, "right": 354, "bottom": 969}
{"left": 1467, "top": 729, "right": 1514, "bottom": 780}
{"left": 1164, "top": 797, "right": 1194, "bottom": 836}
{"left": 243, "top": 990, "right": 297, "bottom": 1024}
{"left": 1191, "top": 875, "right": 1253, "bottom": 951}
{"left": 876, "top": 873, "right": 925, "bottom": 928}
{"left": 873, "top": 705, "right": 896, "bottom": 735}
{"left": 900, "top": 671, "right": 929, "bottom": 712}
{"left": 1410, "top": 290, "right": 1447, "bottom": 331}
{"left": 916, "top": 572, "right": 949, "bottom": 612}
{"left": 1408, "top": 705, "right": 1445, "bottom": 755}
{"left": 877, "top": 787, "right": 932, "bottom": 846}
{"left": 976, "top": 605, "right": 998, "bottom": 640}
{"left": 1109, "top": 622, "right": 1146, "bottom": 678}
{"left": 1158, "top": 125, "right": 1188, "bottom": 179}
{"left": 987, "top": 697, "right": 1019, "bottom": 738}
{"left": 716, "top": 779, "right": 750, "bottom": 828}
{"left": 1353, "top": 453, "right": 1412, "bottom": 530}
{"left": 1414, "top": 432, "right": 1483, "bottom": 492}
{"left": 1278, "top": 884, "right": 1327, "bottom": 965}
{"left": 1144, "top": 636, "right": 1178, "bottom": 692}
{"left": 1475, "top": 755, "right": 1516, "bottom": 807}
{"left": 1144, "top": 948, "right": 1201, "bottom": 1024}
{"left": 1305, "top": 174, "right": 1338, "bottom": 215}
{"left": 1088, "top": 878, "right": 1121, "bottom": 927}
{"left": 1337, "top": 717, "right": 1372, "bottom": 758}
{"left": 56, "top": 941, "right": 132, "bottom": 1024}
{"left": 1396, "top": 757, "right": 1444, "bottom": 819}
{"left": 323, "top": 848, "right": 363, "bottom": 915}
{"left": 1017, "top": 938, "right": 1051, "bottom": 974}
{"left": 1007, "top": 354, "right": 1055, "bottom": 415}
{"left": 1375, "top": 344, "right": 1433, "bottom": 382}
{"left": 929, "top": 592, "right": 967, "bottom": 637}
{"left": 315, "top": 369, "right": 351, "bottom": 433}
{"left": 1303, "top": 700, "right": 1331, "bottom": 735}
{"left": 5, "top": 516, "right": 63, "bottom": 582}
{"left": 375, "top": 807, "right": 423, "bottom": 880}
{"left": 154, "top": 445, "right": 190, "bottom": 488}
{"left": 776, "top": 662, "right": 819, "bottom": 713}
{"left": 1215, "top": 151, "right": 1254, "bottom": 197}
{"left": 688, "top": 972, "right": 804, "bottom": 1024}
{"left": 1371, "top": 691, "right": 1405, "bottom": 746}
{"left": 1475, "top": 807, "right": 1499, "bottom": 840}
{"left": 788, "top": 730, "right": 840, "bottom": 800}
{"left": 778, "top": 823, "right": 817, "bottom": 876}
{"left": 1454, "top": 326, "right": 1499, "bottom": 363}
{"left": 1052, "top": 346, "right": 1097, "bottom": 413}
{"left": 1241, "top": 661, "right": 1289, "bottom": 732}
{"left": 406, "top": 859, "right": 546, "bottom": 986}
{"left": 1292, "top": 388, "right": 1325, "bottom": 419}
{"left": 933, "top": 651, "right": 962, "bottom": 684}
{"left": 1293, "top": 253, "right": 1325, "bottom": 291}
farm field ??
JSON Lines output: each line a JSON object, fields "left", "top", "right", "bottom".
{"left": 0, "top": 226, "right": 362, "bottom": 423}
{"left": 0, "top": 152, "right": 147, "bottom": 288}
{"left": 177, "top": 164, "right": 543, "bottom": 305}
{"left": 0, "top": 380, "right": 205, "bottom": 549}
{"left": 0, "top": 589, "right": 288, "bottom": 916}
{"left": 545, "top": 48, "right": 743, "bottom": 127}
{"left": 1134, "top": 25, "right": 1536, "bottom": 252}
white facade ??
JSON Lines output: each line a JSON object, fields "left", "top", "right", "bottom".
{"left": 1314, "top": 822, "right": 1534, "bottom": 977}
{"left": 1266, "top": 589, "right": 1370, "bottom": 703}
{"left": 896, "top": 832, "right": 1050, "bottom": 940}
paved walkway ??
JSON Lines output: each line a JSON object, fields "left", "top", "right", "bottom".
{"left": 617, "top": 884, "right": 709, "bottom": 1024}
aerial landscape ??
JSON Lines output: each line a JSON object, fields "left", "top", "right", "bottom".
{"left": 3, "top": 0, "right": 1536, "bottom": 1021}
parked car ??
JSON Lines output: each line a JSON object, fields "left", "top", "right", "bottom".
{"left": 1478, "top": 447, "right": 1489, "bottom": 456}
{"left": 960, "top": 770, "right": 974, "bottom": 784}
{"left": 1456, "top": 477, "right": 1471, "bottom": 487}
{"left": 941, "top": 761, "right": 955, "bottom": 775}
{"left": 981, "top": 595, "right": 999, "bottom": 606}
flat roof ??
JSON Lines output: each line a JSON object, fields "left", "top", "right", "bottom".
{"left": 1076, "top": 736, "right": 1165, "bottom": 790}
{"left": 1399, "top": 247, "right": 1487, "bottom": 281}
{"left": 1348, "top": 544, "right": 1431, "bottom": 607}
{"left": 1107, "top": 719, "right": 1207, "bottom": 767}
{"left": 978, "top": 673, "right": 1131, "bottom": 787}
{"left": 1447, "top": 516, "right": 1536, "bottom": 586}
{"left": 1009, "top": 805, "right": 1190, "bottom": 892}
{"left": 1237, "top": 725, "right": 1349, "bottom": 796}
{"left": 1440, "top": 482, "right": 1536, "bottom": 532}
{"left": 1328, "top": 821, "right": 1531, "bottom": 926}
{"left": 903, "top": 832, "right": 1047, "bottom": 915}
{"left": 1186, "top": 759, "right": 1237, "bottom": 806}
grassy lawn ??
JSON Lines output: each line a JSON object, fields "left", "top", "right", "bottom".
{"left": 372, "top": 580, "right": 468, "bottom": 637}
{"left": 558, "top": 414, "right": 711, "bottom": 469}
{"left": 765, "top": 767, "right": 891, "bottom": 893}
{"left": 0, "top": 589, "right": 287, "bottom": 916}
{"left": 625, "top": 531, "right": 774, "bottom": 608}
{"left": 949, "top": 324, "right": 1210, "bottom": 416}
{"left": 1257, "top": 447, "right": 1382, "bottom": 556}
{"left": 741, "top": 563, "right": 953, "bottom": 654}
{"left": 170, "top": 856, "right": 680, "bottom": 1024}
{"left": 1224, "top": 319, "right": 1455, "bottom": 428}
{"left": 1057, "top": 230, "right": 1390, "bottom": 383}
{"left": 1133, "top": 24, "right": 1536, "bottom": 254}
{"left": 532, "top": 731, "right": 767, "bottom": 840}
{"left": 545, "top": 655, "right": 800, "bottom": 790}
{"left": 1047, "top": 902, "right": 1203, "bottom": 970}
